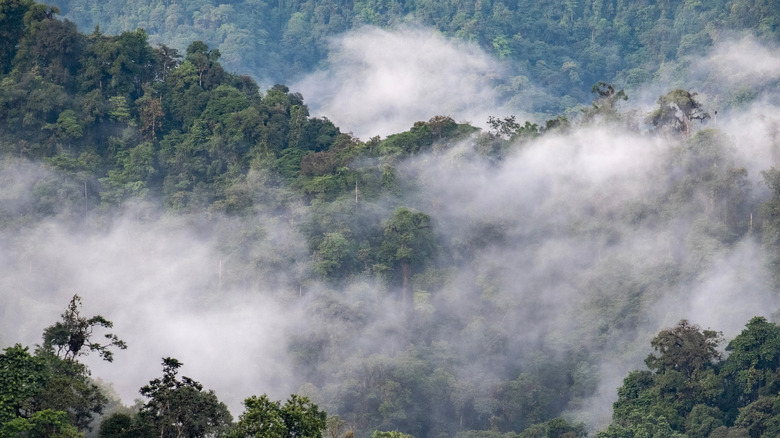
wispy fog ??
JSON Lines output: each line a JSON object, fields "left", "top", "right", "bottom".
{"left": 293, "top": 25, "right": 515, "bottom": 140}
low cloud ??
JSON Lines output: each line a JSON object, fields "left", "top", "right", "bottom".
{"left": 293, "top": 25, "right": 513, "bottom": 139}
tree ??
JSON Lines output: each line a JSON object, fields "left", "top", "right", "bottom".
{"left": 732, "top": 396, "right": 780, "bottom": 438}
{"left": 108, "top": 96, "right": 132, "bottom": 124}
{"left": 722, "top": 317, "right": 780, "bottom": 402}
{"left": 645, "top": 320, "right": 723, "bottom": 379}
{"left": 597, "top": 410, "right": 686, "bottom": 438}
{"left": 0, "top": 0, "right": 34, "bottom": 74}
{"left": 649, "top": 89, "right": 709, "bottom": 137}
{"left": 0, "top": 408, "right": 82, "bottom": 438}
{"left": 0, "top": 345, "right": 47, "bottom": 424}
{"left": 230, "top": 393, "right": 327, "bottom": 438}
{"left": 138, "top": 357, "right": 232, "bottom": 438}
{"left": 380, "top": 207, "right": 436, "bottom": 307}
{"left": 97, "top": 412, "right": 142, "bottom": 438}
{"left": 0, "top": 297, "right": 125, "bottom": 432}
{"left": 314, "top": 232, "right": 355, "bottom": 279}
{"left": 370, "top": 431, "right": 415, "bottom": 438}
{"left": 486, "top": 115, "right": 538, "bottom": 142}
{"left": 185, "top": 41, "right": 223, "bottom": 88}
{"left": 684, "top": 404, "right": 724, "bottom": 438}
{"left": 581, "top": 81, "right": 628, "bottom": 124}
{"left": 14, "top": 6, "right": 84, "bottom": 89}
{"left": 136, "top": 93, "right": 164, "bottom": 140}
{"left": 154, "top": 44, "right": 181, "bottom": 82}
{"left": 40, "top": 295, "right": 126, "bottom": 363}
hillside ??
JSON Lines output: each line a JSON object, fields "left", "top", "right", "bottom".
{"left": 49, "top": 0, "right": 780, "bottom": 115}
{"left": 3, "top": 0, "right": 780, "bottom": 437}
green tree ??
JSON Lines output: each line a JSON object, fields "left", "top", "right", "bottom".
{"left": 14, "top": 5, "right": 84, "bottom": 89}
{"left": 185, "top": 41, "right": 223, "bottom": 88}
{"left": 371, "top": 431, "right": 415, "bottom": 438}
{"left": 40, "top": 295, "right": 126, "bottom": 363}
{"left": 43, "top": 109, "right": 83, "bottom": 139}
{"left": 231, "top": 393, "right": 327, "bottom": 438}
{"left": 597, "top": 410, "right": 686, "bottom": 438}
{"left": 99, "top": 141, "right": 157, "bottom": 205}
{"left": 0, "top": 0, "right": 34, "bottom": 74}
{"left": 138, "top": 357, "right": 232, "bottom": 438}
{"left": 0, "top": 408, "right": 82, "bottom": 438}
{"left": 684, "top": 404, "right": 724, "bottom": 438}
{"left": 732, "top": 396, "right": 780, "bottom": 438}
{"left": 97, "top": 412, "right": 143, "bottom": 438}
{"left": 649, "top": 89, "right": 710, "bottom": 137}
{"left": 314, "top": 232, "right": 355, "bottom": 279}
{"left": 0, "top": 296, "right": 125, "bottom": 432}
{"left": 0, "top": 345, "right": 47, "bottom": 424}
{"left": 645, "top": 320, "right": 723, "bottom": 379}
{"left": 380, "top": 207, "right": 436, "bottom": 307}
{"left": 581, "top": 81, "right": 628, "bottom": 124}
{"left": 108, "top": 96, "right": 131, "bottom": 124}
{"left": 722, "top": 317, "right": 780, "bottom": 402}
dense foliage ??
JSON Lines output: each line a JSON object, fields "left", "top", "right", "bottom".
{"left": 597, "top": 317, "right": 780, "bottom": 438}
{"left": 46, "top": 0, "right": 780, "bottom": 113}
{"left": 3, "top": 1, "right": 780, "bottom": 438}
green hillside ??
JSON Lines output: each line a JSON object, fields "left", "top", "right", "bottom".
{"left": 49, "top": 0, "right": 780, "bottom": 114}
{"left": 2, "top": 0, "right": 780, "bottom": 437}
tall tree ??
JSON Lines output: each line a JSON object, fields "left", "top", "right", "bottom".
{"left": 380, "top": 207, "right": 436, "bottom": 308}
{"left": 0, "top": 0, "right": 34, "bottom": 74}
{"left": 138, "top": 357, "right": 232, "bottom": 438}
{"left": 40, "top": 294, "right": 126, "bottom": 363}
{"left": 230, "top": 393, "right": 327, "bottom": 438}
{"left": 645, "top": 320, "right": 723, "bottom": 379}
{"left": 649, "top": 89, "right": 710, "bottom": 137}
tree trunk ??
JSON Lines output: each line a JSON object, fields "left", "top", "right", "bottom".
{"left": 401, "top": 262, "right": 411, "bottom": 309}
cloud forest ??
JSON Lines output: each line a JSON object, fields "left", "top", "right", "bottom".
{"left": 2, "top": 0, "right": 780, "bottom": 437}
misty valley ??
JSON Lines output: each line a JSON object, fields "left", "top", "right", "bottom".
{"left": 3, "top": 0, "right": 780, "bottom": 437}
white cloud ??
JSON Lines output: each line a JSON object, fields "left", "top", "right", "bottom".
{"left": 293, "top": 25, "right": 513, "bottom": 139}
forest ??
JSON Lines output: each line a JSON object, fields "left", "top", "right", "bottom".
{"left": 2, "top": 0, "right": 780, "bottom": 437}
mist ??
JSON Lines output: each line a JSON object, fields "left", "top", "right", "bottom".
{"left": 2, "top": 30, "right": 780, "bottom": 436}
{"left": 292, "top": 25, "right": 517, "bottom": 140}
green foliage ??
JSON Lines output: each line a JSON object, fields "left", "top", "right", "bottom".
{"left": 40, "top": 294, "right": 127, "bottom": 363}
{"left": 99, "top": 141, "right": 157, "bottom": 205}
{"left": 138, "top": 357, "right": 233, "bottom": 438}
{"left": 0, "top": 296, "right": 127, "bottom": 433}
{"left": 723, "top": 317, "right": 780, "bottom": 402}
{"left": 314, "top": 232, "right": 355, "bottom": 279}
{"left": 97, "top": 413, "right": 142, "bottom": 438}
{"left": 4, "top": 4, "right": 780, "bottom": 438}
{"left": 0, "top": 0, "right": 34, "bottom": 74}
{"left": 0, "top": 408, "right": 83, "bottom": 438}
{"left": 380, "top": 207, "right": 436, "bottom": 305}
{"left": 231, "top": 393, "right": 327, "bottom": 438}
{"left": 44, "top": 109, "right": 84, "bottom": 139}
{"left": 50, "top": 0, "right": 780, "bottom": 114}
{"left": 371, "top": 431, "right": 415, "bottom": 438}
{"left": 602, "top": 318, "right": 780, "bottom": 438}
{"left": 649, "top": 89, "right": 710, "bottom": 137}
{"left": 645, "top": 320, "right": 723, "bottom": 378}
{"left": 685, "top": 404, "right": 724, "bottom": 438}
{"left": 0, "top": 345, "right": 47, "bottom": 424}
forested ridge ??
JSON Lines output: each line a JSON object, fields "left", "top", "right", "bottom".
{"left": 3, "top": 0, "right": 780, "bottom": 437}
{"left": 49, "top": 0, "right": 780, "bottom": 114}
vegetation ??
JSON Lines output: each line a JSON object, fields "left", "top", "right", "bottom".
{"left": 46, "top": 0, "right": 780, "bottom": 114}
{"left": 2, "top": 1, "right": 780, "bottom": 437}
